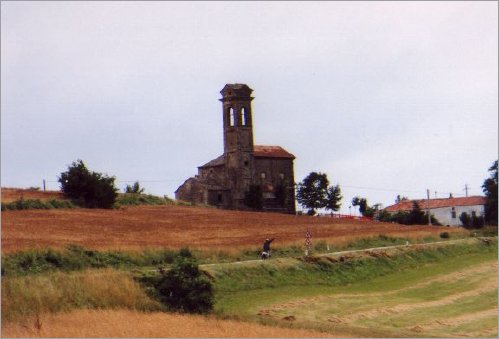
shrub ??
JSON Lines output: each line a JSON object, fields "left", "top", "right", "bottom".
{"left": 244, "top": 185, "right": 263, "bottom": 210}
{"left": 460, "top": 212, "right": 485, "bottom": 229}
{"left": 116, "top": 194, "right": 170, "bottom": 207}
{"left": 155, "top": 248, "right": 214, "bottom": 314}
{"left": 125, "top": 181, "right": 145, "bottom": 194}
{"left": 59, "top": 160, "right": 118, "bottom": 209}
{"left": 440, "top": 232, "right": 450, "bottom": 239}
{"left": 1, "top": 198, "right": 75, "bottom": 211}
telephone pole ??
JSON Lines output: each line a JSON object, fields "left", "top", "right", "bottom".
{"left": 426, "top": 189, "right": 432, "bottom": 225}
{"left": 464, "top": 184, "right": 469, "bottom": 197}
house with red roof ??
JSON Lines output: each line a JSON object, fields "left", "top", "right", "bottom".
{"left": 175, "top": 84, "right": 296, "bottom": 214}
{"left": 384, "top": 196, "right": 486, "bottom": 226}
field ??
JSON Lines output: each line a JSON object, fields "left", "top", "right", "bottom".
{"left": 1, "top": 188, "right": 496, "bottom": 337}
{"left": 213, "top": 242, "right": 498, "bottom": 337}
{"left": 1, "top": 188, "right": 467, "bottom": 254}
{"left": 1, "top": 188, "right": 64, "bottom": 203}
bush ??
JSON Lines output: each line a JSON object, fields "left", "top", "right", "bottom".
{"left": 459, "top": 212, "right": 484, "bottom": 229}
{"left": 440, "top": 232, "right": 450, "bottom": 239}
{"left": 244, "top": 185, "right": 263, "bottom": 210}
{"left": 59, "top": 160, "right": 118, "bottom": 209}
{"left": 1, "top": 198, "right": 75, "bottom": 211}
{"left": 125, "top": 181, "right": 145, "bottom": 194}
{"left": 155, "top": 248, "right": 214, "bottom": 314}
{"left": 116, "top": 193, "right": 171, "bottom": 207}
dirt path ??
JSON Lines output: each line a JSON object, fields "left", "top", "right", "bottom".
{"left": 201, "top": 237, "right": 487, "bottom": 271}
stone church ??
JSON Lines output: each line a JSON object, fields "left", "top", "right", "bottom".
{"left": 175, "top": 84, "right": 296, "bottom": 214}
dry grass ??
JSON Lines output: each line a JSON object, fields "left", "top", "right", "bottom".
{"left": 1, "top": 190, "right": 468, "bottom": 254}
{"left": 1, "top": 309, "right": 339, "bottom": 338}
{"left": 2, "top": 269, "right": 161, "bottom": 322}
{"left": 1, "top": 188, "right": 65, "bottom": 203}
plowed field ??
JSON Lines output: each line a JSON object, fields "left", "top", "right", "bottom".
{"left": 1, "top": 201, "right": 467, "bottom": 254}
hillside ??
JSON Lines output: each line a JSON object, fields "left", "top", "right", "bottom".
{"left": 1, "top": 188, "right": 65, "bottom": 203}
{"left": 1, "top": 188, "right": 467, "bottom": 254}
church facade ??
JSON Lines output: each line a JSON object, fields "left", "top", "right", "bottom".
{"left": 175, "top": 84, "right": 296, "bottom": 214}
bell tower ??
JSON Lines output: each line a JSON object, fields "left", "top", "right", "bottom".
{"left": 219, "top": 84, "right": 255, "bottom": 208}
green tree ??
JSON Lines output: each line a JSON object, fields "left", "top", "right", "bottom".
{"left": 244, "top": 185, "right": 263, "bottom": 210}
{"left": 125, "top": 181, "right": 145, "bottom": 194}
{"left": 482, "top": 160, "right": 498, "bottom": 225}
{"left": 58, "top": 160, "right": 118, "bottom": 209}
{"left": 459, "top": 212, "right": 485, "bottom": 229}
{"left": 274, "top": 183, "right": 287, "bottom": 207}
{"left": 155, "top": 248, "right": 214, "bottom": 314}
{"left": 351, "top": 197, "right": 381, "bottom": 218}
{"left": 325, "top": 184, "right": 343, "bottom": 212}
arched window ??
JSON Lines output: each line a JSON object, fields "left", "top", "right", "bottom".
{"left": 241, "top": 107, "right": 247, "bottom": 126}
{"left": 229, "top": 108, "right": 235, "bottom": 126}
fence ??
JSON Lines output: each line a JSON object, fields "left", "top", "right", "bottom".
{"left": 318, "top": 213, "right": 373, "bottom": 222}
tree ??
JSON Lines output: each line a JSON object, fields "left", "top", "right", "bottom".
{"left": 459, "top": 212, "right": 484, "bottom": 229}
{"left": 244, "top": 184, "right": 263, "bottom": 210}
{"left": 125, "top": 181, "right": 145, "bottom": 194}
{"left": 58, "top": 160, "right": 118, "bottom": 209}
{"left": 296, "top": 172, "right": 342, "bottom": 215}
{"left": 325, "top": 184, "right": 342, "bottom": 212}
{"left": 351, "top": 196, "right": 380, "bottom": 218}
{"left": 395, "top": 195, "right": 408, "bottom": 203}
{"left": 274, "top": 183, "right": 287, "bottom": 207}
{"left": 482, "top": 160, "right": 498, "bottom": 225}
{"left": 155, "top": 248, "right": 214, "bottom": 314}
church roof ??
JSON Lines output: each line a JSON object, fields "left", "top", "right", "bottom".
{"left": 220, "top": 84, "right": 254, "bottom": 101}
{"left": 253, "top": 145, "right": 295, "bottom": 159}
{"left": 199, "top": 154, "right": 225, "bottom": 168}
{"left": 198, "top": 146, "right": 295, "bottom": 168}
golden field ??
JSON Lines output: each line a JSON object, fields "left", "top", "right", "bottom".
{"left": 2, "top": 309, "right": 336, "bottom": 338}
{"left": 1, "top": 202, "right": 467, "bottom": 254}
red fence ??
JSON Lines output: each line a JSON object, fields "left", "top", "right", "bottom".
{"left": 318, "top": 213, "right": 373, "bottom": 222}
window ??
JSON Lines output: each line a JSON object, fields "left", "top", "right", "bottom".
{"left": 241, "top": 107, "right": 247, "bottom": 126}
{"left": 261, "top": 172, "right": 266, "bottom": 179}
{"left": 451, "top": 207, "right": 456, "bottom": 219}
{"left": 229, "top": 108, "right": 235, "bottom": 126}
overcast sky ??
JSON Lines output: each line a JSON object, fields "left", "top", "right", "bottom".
{"left": 1, "top": 1, "right": 497, "bottom": 214}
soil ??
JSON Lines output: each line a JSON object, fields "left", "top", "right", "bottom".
{"left": 1, "top": 188, "right": 467, "bottom": 253}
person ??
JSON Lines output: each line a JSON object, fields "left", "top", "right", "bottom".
{"left": 262, "top": 238, "right": 275, "bottom": 258}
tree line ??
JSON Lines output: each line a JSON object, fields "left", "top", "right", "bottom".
{"left": 56, "top": 159, "right": 497, "bottom": 228}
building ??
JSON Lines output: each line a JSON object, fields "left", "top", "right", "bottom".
{"left": 383, "top": 196, "right": 486, "bottom": 226}
{"left": 175, "top": 84, "right": 296, "bottom": 214}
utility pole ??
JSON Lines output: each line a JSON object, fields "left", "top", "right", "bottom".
{"left": 426, "top": 189, "right": 432, "bottom": 225}
{"left": 43, "top": 179, "right": 46, "bottom": 192}
{"left": 464, "top": 184, "right": 469, "bottom": 197}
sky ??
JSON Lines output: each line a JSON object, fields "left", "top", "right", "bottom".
{"left": 1, "top": 1, "right": 498, "bottom": 214}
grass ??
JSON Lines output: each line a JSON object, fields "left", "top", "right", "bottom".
{"left": 2, "top": 235, "right": 457, "bottom": 277}
{"left": 212, "top": 240, "right": 497, "bottom": 323}
{"left": 115, "top": 193, "right": 175, "bottom": 207}
{"left": 1, "top": 198, "right": 75, "bottom": 211}
{"left": 1, "top": 245, "right": 181, "bottom": 277}
{"left": 2, "top": 238, "right": 496, "bottom": 337}
{"left": 1, "top": 268, "right": 163, "bottom": 322}
{"left": 1, "top": 309, "right": 334, "bottom": 338}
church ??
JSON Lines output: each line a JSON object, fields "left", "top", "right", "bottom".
{"left": 175, "top": 84, "right": 296, "bottom": 214}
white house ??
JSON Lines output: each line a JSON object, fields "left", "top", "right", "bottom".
{"left": 384, "top": 196, "right": 486, "bottom": 226}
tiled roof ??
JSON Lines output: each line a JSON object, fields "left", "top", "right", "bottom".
{"left": 199, "top": 154, "right": 225, "bottom": 168}
{"left": 253, "top": 145, "right": 295, "bottom": 159}
{"left": 384, "top": 196, "right": 486, "bottom": 212}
